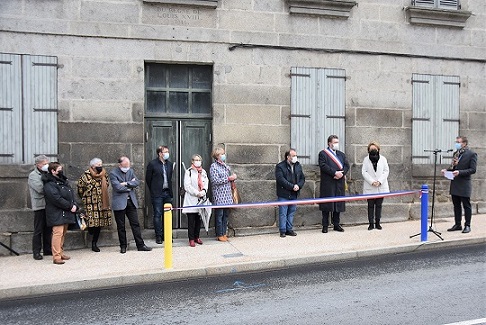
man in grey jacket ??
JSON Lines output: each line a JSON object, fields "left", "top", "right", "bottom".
{"left": 109, "top": 156, "right": 152, "bottom": 253}
{"left": 28, "top": 155, "right": 52, "bottom": 260}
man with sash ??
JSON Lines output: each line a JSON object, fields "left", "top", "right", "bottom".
{"left": 318, "top": 135, "right": 350, "bottom": 233}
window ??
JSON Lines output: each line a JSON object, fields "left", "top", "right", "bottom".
{"left": 411, "top": 0, "right": 460, "bottom": 10}
{"left": 412, "top": 74, "right": 460, "bottom": 165}
{"left": 145, "top": 63, "right": 212, "bottom": 116}
{"left": 290, "top": 67, "right": 346, "bottom": 165}
{"left": 0, "top": 53, "right": 58, "bottom": 164}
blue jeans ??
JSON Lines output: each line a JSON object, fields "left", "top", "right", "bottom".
{"left": 152, "top": 195, "right": 173, "bottom": 238}
{"left": 278, "top": 197, "right": 297, "bottom": 234}
{"left": 215, "top": 208, "right": 229, "bottom": 237}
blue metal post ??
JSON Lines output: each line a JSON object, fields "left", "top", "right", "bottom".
{"left": 421, "top": 184, "right": 429, "bottom": 242}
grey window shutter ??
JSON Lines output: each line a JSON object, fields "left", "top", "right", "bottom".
{"left": 413, "top": 0, "right": 459, "bottom": 9}
{"left": 22, "top": 55, "right": 58, "bottom": 163}
{"left": 436, "top": 75, "right": 460, "bottom": 165}
{"left": 412, "top": 74, "right": 460, "bottom": 164}
{"left": 291, "top": 67, "right": 346, "bottom": 165}
{"left": 412, "top": 74, "right": 434, "bottom": 164}
{"left": 0, "top": 54, "right": 22, "bottom": 164}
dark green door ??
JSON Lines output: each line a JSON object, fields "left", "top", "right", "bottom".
{"left": 145, "top": 119, "right": 212, "bottom": 228}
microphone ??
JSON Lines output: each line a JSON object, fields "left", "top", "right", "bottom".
{"left": 447, "top": 149, "right": 453, "bottom": 152}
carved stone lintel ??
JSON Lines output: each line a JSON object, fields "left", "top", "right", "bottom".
{"left": 287, "top": 0, "right": 357, "bottom": 19}
{"left": 405, "top": 6, "right": 472, "bottom": 28}
{"left": 143, "top": 0, "right": 218, "bottom": 9}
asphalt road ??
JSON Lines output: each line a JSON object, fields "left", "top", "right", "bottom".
{"left": 0, "top": 243, "right": 484, "bottom": 325}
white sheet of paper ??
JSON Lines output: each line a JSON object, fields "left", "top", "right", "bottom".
{"left": 444, "top": 171, "right": 454, "bottom": 180}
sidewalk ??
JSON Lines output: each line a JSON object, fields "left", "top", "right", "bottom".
{"left": 0, "top": 215, "right": 484, "bottom": 300}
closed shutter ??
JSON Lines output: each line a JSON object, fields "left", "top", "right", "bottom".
{"left": 412, "top": 0, "right": 459, "bottom": 9}
{"left": 291, "top": 67, "right": 346, "bottom": 165}
{"left": 22, "top": 55, "right": 58, "bottom": 163}
{"left": 0, "top": 54, "right": 22, "bottom": 164}
{"left": 412, "top": 73, "right": 460, "bottom": 164}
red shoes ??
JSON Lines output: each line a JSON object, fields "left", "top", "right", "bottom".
{"left": 189, "top": 240, "right": 195, "bottom": 247}
{"left": 195, "top": 238, "right": 203, "bottom": 245}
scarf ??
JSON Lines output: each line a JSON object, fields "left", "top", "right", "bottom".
{"left": 89, "top": 167, "right": 110, "bottom": 210}
{"left": 369, "top": 151, "right": 380, "bottom": 172}
{"left": 192, "top": 164, "right": 204, "bottom": 191}
{"left": 450, "top": 146, "right": 468, "bottom": 170}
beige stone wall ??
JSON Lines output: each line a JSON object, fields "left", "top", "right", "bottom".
{"left": 0, "top": 0, "right": 484, "bottom": 251}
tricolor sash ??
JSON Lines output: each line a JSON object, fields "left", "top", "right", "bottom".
{"left": 324, "top": 148, "right": 344, "bottom": 170}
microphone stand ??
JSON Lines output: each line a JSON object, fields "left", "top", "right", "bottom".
{"left": 410, "top": 148, "right": 451, "bottom": 241}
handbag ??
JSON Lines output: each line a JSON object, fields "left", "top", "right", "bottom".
{"left": 69, "top": 212, "right": 87, "bottom": 231}
{"left": 231, "top": 181, "right": 241, "bottom": 204}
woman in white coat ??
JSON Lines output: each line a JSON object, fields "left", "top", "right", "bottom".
{"left": 362, "top": 142, "right": 389, "bottom": 230}
{"left": 182, "top": 154, "right": 209, "bottom": 247}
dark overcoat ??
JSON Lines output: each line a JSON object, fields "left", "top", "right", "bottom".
{"left": 145, "top": 158, "right": 173, "bottom": 198}
{"left": 318, "top": 148, "right": 350, "bottom": 212}
{"left": 42, "top": 173, "right": 77, "bottom": 227}
{"left": 448, "top": 149, "right": 477, "bottom": 197}
{"left": 275, "top": 160, "right": 305, "bottom": 200}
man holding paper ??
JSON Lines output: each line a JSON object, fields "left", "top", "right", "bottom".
{"left": 441, "top": 136, "right": 477, "bottom": 233}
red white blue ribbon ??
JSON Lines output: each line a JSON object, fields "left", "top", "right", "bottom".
{"left": 170, "top": 190, "right": 420, "bottom": 211}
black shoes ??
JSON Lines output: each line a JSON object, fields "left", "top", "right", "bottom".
{"left": 462, "top": 226, "right": 471, "bottom": 233}
{"left": 120, "top": 246, "right": 127, "bottom": 254}
{"left": 156, "top": 236, "right": 163, "bottom": 244}
{"left": 368, "top": 224, "right": 374, "bottom": 230}
{"left": 334, "top": 225, "right": 344, "bottom": 232}
{"left": 375, "top": 223, "right": 382, "bottom": 230}
{"left": 447, "top": 224, "right": 462, "bottom": 231}
{"left": 33, "top": 253, "right": 43, "bottom": 260}
{"left": 138, "top": 245, "right": 152, "bottom": 251}
{"left": 286, "top": 230, "right": 297, "bottom": 236}
{"left": 322, "top": 227, "right": 328, "bottom": 233}
{"left": 280, "top": 233, "right": 286, "bottom": 238}
{"left": 92, "top": 242, "right": 100, "bottom": 252}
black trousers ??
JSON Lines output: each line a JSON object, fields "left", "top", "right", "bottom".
{"left": 88, "top": 226, "right": 101, "bottom": 243}
{"left": 32, "top": 209, "right": 52, "bottom": 255}
{"left": 322, "top": 211, "right": 340, "bottom": 228}
{"left": 367, "top": 198, "right": 384, "bottom": 224}
{"left": 452, "top": 195, "right": 472, "bottom": 227}
{"left": 187, "top": 213, "right": 201, "bottom": 240}
{"left": 114, "top": 199, "right": 145, "bottom": 248}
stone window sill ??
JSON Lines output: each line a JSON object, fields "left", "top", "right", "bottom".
{"left": 143, "top": 0, "right": 218, "bottom": 9}
{"left": 405, "top": 6, "right": 472, "bottom": 28}
{"left": 287, "top": 0, "right": 357, "bottom": 19}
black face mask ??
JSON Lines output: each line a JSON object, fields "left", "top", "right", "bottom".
{"left": 56, "top": 170, "right": 64, "bottom": 177}
{"left": 95, "top": 166, "right": 103, "bottom": 173}
{"left": 369, "top": 150, "right": 380, "bottom": 162}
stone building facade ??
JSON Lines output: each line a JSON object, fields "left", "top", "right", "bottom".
{"left": 0, "top": 0, "right": 484, "bottom": 254}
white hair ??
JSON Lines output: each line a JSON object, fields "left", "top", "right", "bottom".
{"left": 89, "top": 157, "right": 102, "bottom": 167}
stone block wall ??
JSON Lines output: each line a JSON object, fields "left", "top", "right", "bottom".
{"left": 0, "top": 0, "right": 484, "bottom": 253}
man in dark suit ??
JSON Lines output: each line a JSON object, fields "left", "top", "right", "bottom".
{"left": 110, "top": 156, "right": 152, "bottom": 253}
{"left": 441, "top": 136, "right": 477, "bottom": 234}
{"left": 275, "top": 148, "right": 305, "bottom": 238}
{"left": 145, "top": 146, "right": 173, "bottom": 244}
{"left": 318, "top": 135, "right": 350, "bottom": 233}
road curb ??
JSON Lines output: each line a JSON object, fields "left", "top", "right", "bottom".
{"left": 1, "top": 236, "right": 483, "bottom": 301}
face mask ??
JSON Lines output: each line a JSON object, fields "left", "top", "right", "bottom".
{"left": 291, "top": 156, "right": 298, "bottom": 164}
{"left": 194, "top": 161, "right": 202, "bottom": 168}
{"left": 163, "top": 153, "right": 170, "bottom": 160}
{"left": 57, "top": 170, "right": 64, "bottom": 177}
{"left": 120, "top": 167, "right": 130, "bottom": 173}
{"left": 220, "top": 154, "right": 226, "bottom": 162}
{"left": 332, "top": 143, "right": 339, "bottom": 151}
{"left": 41, "top": 164, "right": 49, "bottom": 172}
{"left": 95, "top": 166, "right": 103, "bottom": 173}
{"left": 454, "top": 143, "right": 462, "bottom": 150}
{"left": 369, "top": 149, "right": 379, "bottom": 156}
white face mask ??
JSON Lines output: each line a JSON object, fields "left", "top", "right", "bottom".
{"left": 41, "top": 164, "right": 49, "bottom": 172}
{"left": 332, "top": 143, "right": 339, "bottom": 151}
{"left": 291, "top": 156, "right": 298, "bottom": 164}
{"left": 120, "top": 167, "right": 130, "bottom": 173}
{"left": 193, "top": 161, "right": 202, "bottom": 168}
{"left": 163, "top": 153, "right": 170, "bottom": 160}
{"left": 220, "top": 154, "right": 226, "bottom": 162}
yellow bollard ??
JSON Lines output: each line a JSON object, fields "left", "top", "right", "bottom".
{"left": 163, "top": 203, "right": 173, "bottom": 269}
